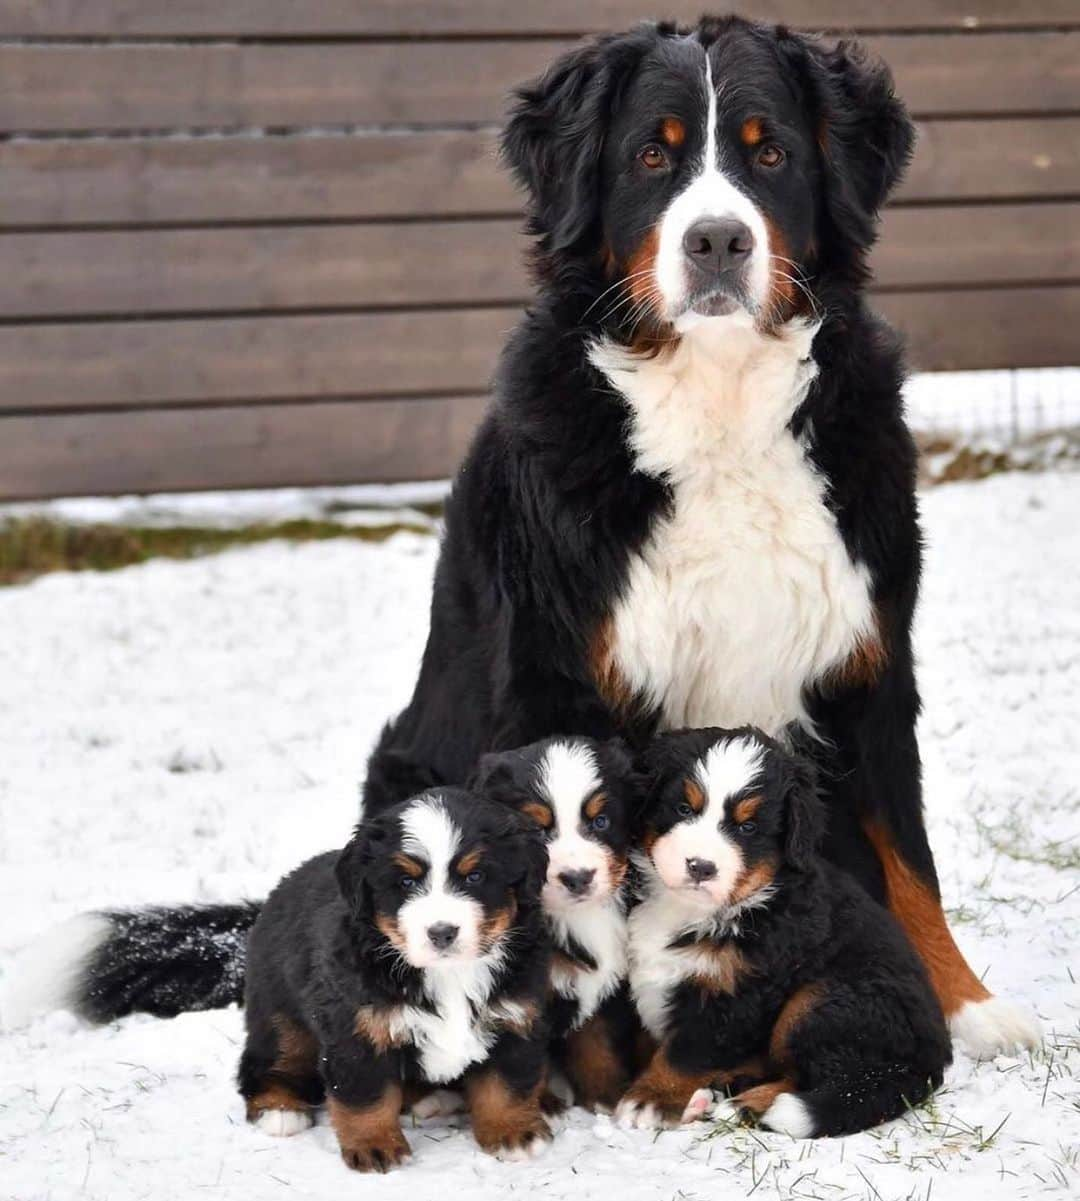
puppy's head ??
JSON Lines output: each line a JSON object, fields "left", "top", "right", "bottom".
{"left": 336, "top": 788, "right": 546, "bottom": 970}
{"left": 502, "top": 17, "right": 912, "bottom": 337}
{"left": 472, "top": 737, "right": 635, "bottom": 916}
{"left": 635, "top": 727, "right": 822, "bottom": 914}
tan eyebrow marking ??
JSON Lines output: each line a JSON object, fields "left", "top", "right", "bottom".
{"left": 684, "top": 778, "right": 706, "bottom": 814}
{"left": 457, "top": 848, "right": 484, "bottom": 875}
{"left": 661, "top": 117, "right": 686, "bottom": 147}
{"left": 521, "top": 801, "right": 554, "bottom": 830}
{"left": 740, "top": 116, "right": 765, "bottom": 146}
{"left": 733, "top": 795, "right": 763, "bottom": 824}
{"left": 391, "top": 852, "right": 424, "bottom": 878}
{"left": 584, "top": 791, "right": 608, "bottom": 820}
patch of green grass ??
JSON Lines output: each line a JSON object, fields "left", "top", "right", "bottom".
{"left": 0, "top": 514, "right": 437, "bottom": 586}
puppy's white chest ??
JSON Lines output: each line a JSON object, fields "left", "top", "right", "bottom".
{"left": 591, "top": 320, "right": 873, "bottom": 735}
{"left": 549, "top": 901, "right": 628, "bottom": 1028}
{"left": 394, "top": 962, "right": 499, "bottom": 1083}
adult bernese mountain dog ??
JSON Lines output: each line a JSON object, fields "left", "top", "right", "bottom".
{"left": 620, "top": 726, "right": 951, "bottom": 1137}
{"left": 9, "top": 16, "right": 1037, "bottom": 1060}
{"left": 240, "top": 789, "right": 552, "bottom": 1168}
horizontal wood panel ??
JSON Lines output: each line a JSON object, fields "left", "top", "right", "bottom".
{"left": 3, "top": 204, "right": 1078, "bottom": 319}
{"left": 5, "top": 118, "right": 1079, "bottom": 230}
{"left": 0, "top": 396, "right": 489, "bottom": 501}
{"left": 4, "top": 33, "right": 1077, "bottom": 134}
{"left": 1, "top": 1, "right": 1077, "bottom": 36}
{"left": 1, "top": 287, "right": 1076, "bottom": 415}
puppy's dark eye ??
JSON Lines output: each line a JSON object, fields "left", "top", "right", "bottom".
{"left": 737, "top": 821, "right": 758, "bottom": 836}
{"left": 465, "top": 870, "right": 485, "bottom": 885}
{"left": 757, "top": 144, "right": 784, "bottom": 168}
{"left": 590, "top": 814, "right": 610, "bottom": 832}
{"left": 400, "top": 875, "right": 416, "bottom": 890}
{"left": 675, "top": 802, "right": 694, "bottom": 819}
{"left": 638, "top": 144, "right": 668, "bottom": 170}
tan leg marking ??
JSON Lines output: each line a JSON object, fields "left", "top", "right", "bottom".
{"left": 564, "top": 1012, "right": 629, "bottom": 1112}
{"left": 327, "top": 1085, "right": 409, "bottom": 1173}
{"left": 466, "top": 1071, "right": 551, "bottom": 1157}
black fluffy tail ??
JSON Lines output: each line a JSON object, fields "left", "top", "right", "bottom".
{"left": 2, "top": 903, "right": 260, "bottom": 1028}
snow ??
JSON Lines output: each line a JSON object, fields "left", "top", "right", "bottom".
{"left": 1, "top": 470, "right": 1078, "bottom": 1201}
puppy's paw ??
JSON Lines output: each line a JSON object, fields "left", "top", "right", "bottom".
{"left": 411, "top": 1088, "right": 465, "bottom": 1120}
{"left": 680, "top": 1087, "right": 720, "bottom": 1124}
{"left": 950, "top": 996, "right": 1042, "bottom": 1058}
{"left": 476, "top": 1114, "right": 552, "bottom": 1162}
{"left": 338, "top": 1127, "right": 411, "bottom": 1173}
{"left": 254, "top": 1107, "right": 313, "bottom": 1138}
{"left": 615, "top": 1094, "right": 682, "bottom": 1130}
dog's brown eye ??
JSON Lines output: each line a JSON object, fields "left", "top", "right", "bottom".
{"left": 757, "top": 144, "right": 784, "bottom": 168}
{"left": 638, "top": 144, "right": 668, "bottom": 170}
{"left": 738, "top": 821, "right": 758, "bottom": 836}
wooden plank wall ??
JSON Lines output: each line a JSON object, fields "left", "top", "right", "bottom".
{"left": 0, "top": 3, "right": 1077, "bottom": 500}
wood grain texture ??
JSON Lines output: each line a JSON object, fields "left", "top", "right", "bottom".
{"left": 1, "top": 1, "right": 1077, "bottom": 36}
{"left": 3, "top": 118, "right": 1078, "bottom": 231}
{"left": 2, "top": 33, "right": 1076, "bottom": 133}
{"left": 2, "top": 205, "right": 1076, "bottom": 319}
{"left": 0, "top": 396, "right": 489, "bottom": 500}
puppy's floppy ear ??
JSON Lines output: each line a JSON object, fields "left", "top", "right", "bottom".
{"left": 780, "top": 754, "right": 825, "bottom": 872}
{"left": 334, "top": 814, "right": 393, "bottom": 915}
{"left": 503, "top": 812, "right": 550, "bottom": 907}
{"left": 469, "top": 750, "right": 515, "bottom": 795}
{"left": 501, "top": 29, "right": 648, "bottom": 257}
{"left": 631, "top": 733, "right": 692, "bottom": 833}
{"left": 789, "top": 33, "right": 915, "bottom": 248}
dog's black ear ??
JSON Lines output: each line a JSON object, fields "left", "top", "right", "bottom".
{"left": 789, "top": 33, "right": 915, "bottom": 248}
{"left": 334, "top": 815, "right": 393, "bottom": 915}
{"left": 503, "top": 812, "right": 550, "bottom": 907}
{"left": 780, "top": 754, "right": 825, "bottom": 872}
{"left": 501, "top": 30, "right": 647, "bottom": 258}
{"left": 630, "top": 733, "right": 690, "bottom": 833}
{"left": 469, "top": 750, "right": 516, "bottom": 795}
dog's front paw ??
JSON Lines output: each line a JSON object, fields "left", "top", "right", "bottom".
{"left": 338, "top": 1126, "right": 411, "bottom": 1173}
{"left": 615, "top": 1083, "right": 689, "bottom": 1130}
{"left": 950, "top": 996, "right": 1042, "bottom": 1058}
{"left": 474, "top": 1112, "right": 552, "bottom": 1161}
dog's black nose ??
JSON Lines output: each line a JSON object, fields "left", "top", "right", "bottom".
{"left": 558, "top": 868, "right": 596, "bottom": 897}
{"left": 685, "top": 857, "right": 717, "bottom": 883}
{"left": 682, "top": 218, "right": 754, "bottom": 274}
{"left": 427, "top": 922, "right": 459, "bottom": 950}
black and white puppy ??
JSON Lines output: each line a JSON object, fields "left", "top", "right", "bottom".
{"left": 238, "top": 789, "right": 551, "bottom": 1170}
{"left": 619, "top": 728, "right": 951, "bottom": 1138}
{"left": 471, "top": 737, "right": 639, "bottom": 1111}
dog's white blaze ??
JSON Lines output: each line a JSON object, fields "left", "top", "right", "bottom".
{"left": 589, "top": 316, "right": 875, "bottom": 737}
{"left": 537, "top": 742, "right": 610, "bottom": 905}
{"left": 655, "top": 53, "right": 771, "bottom": 324}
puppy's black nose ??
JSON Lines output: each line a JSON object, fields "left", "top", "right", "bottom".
{"left": 686, "top": 857, "right": 717, "bottom": 883}
{"left": 683, "top": 218, "right": 754, "bottom": 274}
{"left": 427, "top": 922, "right": 459, "bottom": 950}
{"left": 558, "top": 869, "right": 596, "bottom": 897}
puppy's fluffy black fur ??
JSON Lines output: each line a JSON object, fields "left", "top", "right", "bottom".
{"left": 624, "top": 728, "right": 951, "bottom": 1138}
{"left": 238, "top": 789, "right": 552, "bottom": 1170}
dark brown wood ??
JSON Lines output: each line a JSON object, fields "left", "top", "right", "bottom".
{"left": 3, "top": 33, "right": 1076, "bottom": 134}
{"left": 2, "top": 287, "right": 1076, "bottom": 417}
{"left": 2, "top": 204, "right": 1077, "bottom": 319}
{"left": 5, "top": 118, "right": 1079, "bottom": 231}
{"left": 0, "top": 396, "right": 490, "bottom": 501}
{"left": 1, "top": 1, "right": 1077, "bottom": 36}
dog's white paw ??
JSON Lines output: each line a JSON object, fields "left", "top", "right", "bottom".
{"left": 494, "top": 1134, "right": 550, "bottom": 1162}
{"left": 546, "top": 1070, "right": 575, "bottom": 1109}
{"left": 950, "top": 996, "right": 1042, "bottom": 1058}
{"left": 255, "top": 1108, "right": 313, "bottom": 1137}
{"left": 615, "top": 1098, "right": 668, "bottom": 1130}
{"left": 680, "top": 1088, "right": 717, "bottom": 1124}
{"left": 759, "top": 1094, "right": 815, "bottom": 1139}
{"left": 411, "top": 1088, "right": 465, "bottom": 1120}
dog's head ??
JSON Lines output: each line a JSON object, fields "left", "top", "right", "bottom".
{"left": 635, "top": 727, "right": 823, "bottom": 914}
{"left": 336, "top": 788, "right": 547, "bottom": 970}
{"left": 471, "top": 737, "right": 635, "bottom": 916}
{"left": 502, "top": 15, "right": 913, "bottom": 338}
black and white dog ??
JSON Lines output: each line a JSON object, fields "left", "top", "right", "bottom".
{"left": 10, "top": 16, "right": 1036, "bottom": 1059}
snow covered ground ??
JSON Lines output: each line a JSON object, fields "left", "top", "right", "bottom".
{"left": 1, "top": 470, "right": 1078, "bottom": 1201}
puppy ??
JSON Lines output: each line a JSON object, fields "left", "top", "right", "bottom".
{"left": 238, "top": 788, "right": 551, "bottom": 1170}
{"left": 619, "top": 728, "right": 952, "bottom": 1138}
{"left": 472, "top": 737, "right": 639, "bottom": 1111}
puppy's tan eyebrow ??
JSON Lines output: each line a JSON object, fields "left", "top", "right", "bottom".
{"left": 733, "top": 795, "right": 763, "bottom": 824}
{"left": 661, "top": 117, "right": 686, "bottom": 147}
{"left": 740, "top": 116, "right": 765, "bottom": 146}
{"left": 456, "top": 847, "right": 484, "bottom": 875}
{"left": 684, "top": 779, "right": 706, "bottom": 814}
{"left": 584, "top": 791, "right": 608, "bottom": 820}
{"left": 391, "top": 852, "right": 424, "bottom": 878}
{"left": 521, "top": 801, "right": 554, "bottom": 829}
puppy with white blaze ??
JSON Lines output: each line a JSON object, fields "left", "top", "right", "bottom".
{"left": 619, "top": 728, "right": 952, "bottom": 1138}
{"left": 238, "top": 790, "right": 552, "bottom": 1170}
{"left": 471, "top": 737, "right": 640, "bottom": 1110}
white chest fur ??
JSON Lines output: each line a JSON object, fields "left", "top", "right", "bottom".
{"left": 590, "top": 317, "right": 874, "bottom": 736}
{"left": 548, "top": 899, "right": 628, "bottom": 1029}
